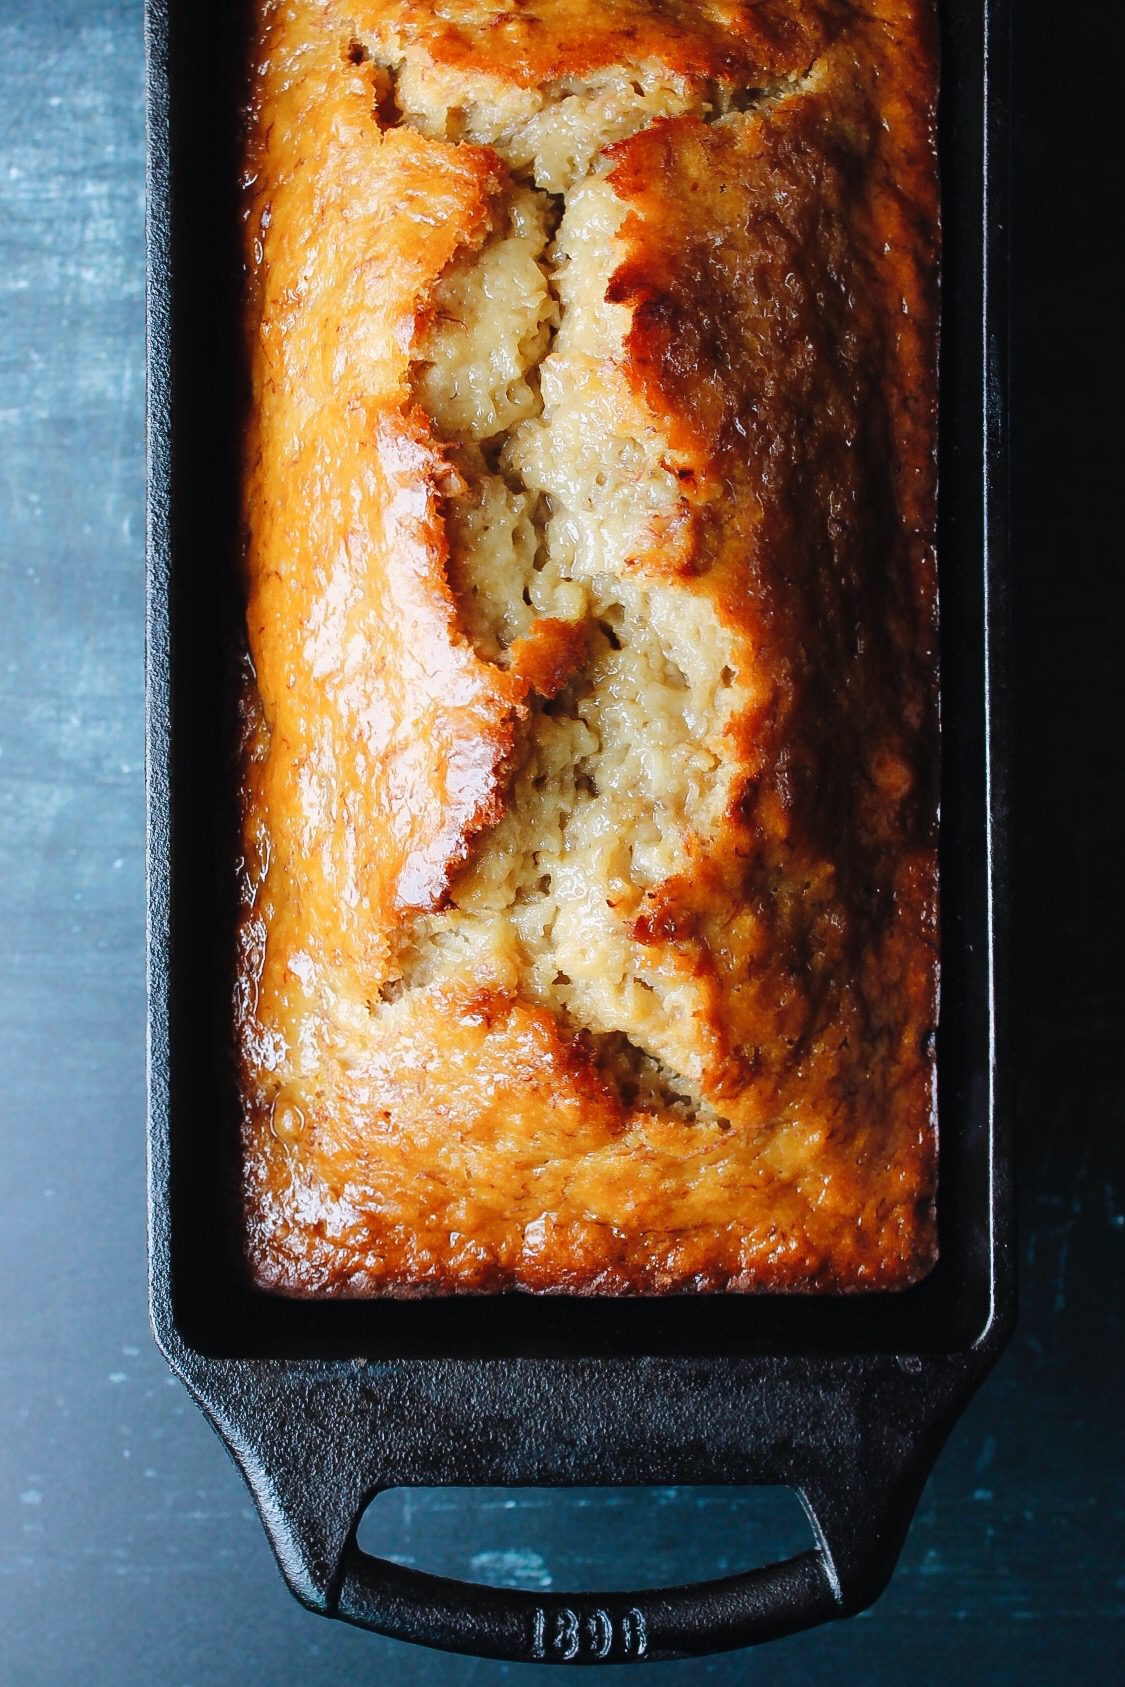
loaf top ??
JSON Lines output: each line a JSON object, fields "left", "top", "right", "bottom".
{"left": 237, "top": 0, "right": 939, "bottom": 1295}
{"left": 344, "top": 0, "right": 831, "bottom": 83}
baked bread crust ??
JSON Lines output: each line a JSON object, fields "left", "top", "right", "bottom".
{"left": 237, "top": 0, "right": 939, "bottom": 1295}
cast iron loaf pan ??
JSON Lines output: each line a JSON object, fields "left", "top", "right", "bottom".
{"left": 145, "top": 0, "right": 1013, "bottom": 1663}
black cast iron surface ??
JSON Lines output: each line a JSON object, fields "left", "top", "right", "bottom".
{"left": 1, "top": 0, "right": 1121, "bottom": 1681}
{"left": 142, "top": 0, "right": 1011, "bottom": 1665}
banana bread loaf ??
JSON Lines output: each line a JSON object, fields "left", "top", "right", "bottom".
{"left": 236, "top": 0, "right": 940, "bottom": 1295}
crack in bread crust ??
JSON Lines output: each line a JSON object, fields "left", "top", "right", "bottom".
{"left": 398, "top": 122, "right": 742, "bottom": 1117}
{"left": 237, "top": 0, "right": 940, "bottom": 1297}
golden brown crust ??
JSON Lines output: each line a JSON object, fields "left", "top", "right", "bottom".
{"left": 237, "top": 0, "right": 939, "bottom": 1297}
{"left": 242, "top": 12, "right": 536, "bottom": 948}
{"left": 347, "top": 0, "right": 838, "bottom": 85}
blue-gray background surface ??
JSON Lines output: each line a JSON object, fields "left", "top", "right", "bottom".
{"left": 1, "top": 2, "right": 1120, "bottom": 1681}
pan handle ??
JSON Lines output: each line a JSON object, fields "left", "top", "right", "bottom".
{"left": 333, "top": 1536, "right": 843, "bottom": 1663}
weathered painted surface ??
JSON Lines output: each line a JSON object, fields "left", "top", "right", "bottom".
{"left": 0, "top": 2, "right": 1120, "bottom": 1682}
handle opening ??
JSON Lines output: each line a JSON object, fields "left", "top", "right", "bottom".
{"left": 337, "top": 1484, "right": 841, "bottom": 1662}
{"left": 357, "top": 1483, "right": 815, "bottom": 1596}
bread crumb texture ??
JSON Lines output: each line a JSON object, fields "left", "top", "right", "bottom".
{"left": 238, "top": 0, "right": 940, "bottom": 1294}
